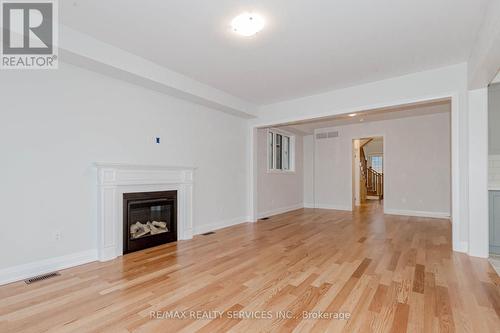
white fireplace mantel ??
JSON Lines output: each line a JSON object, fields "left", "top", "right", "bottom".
{"left": 95, "top": 163, "right": 195, "bottom": 261}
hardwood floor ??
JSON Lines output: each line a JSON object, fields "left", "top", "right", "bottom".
{"left": 1, "top": 202, "right": 499, "bottom": 332}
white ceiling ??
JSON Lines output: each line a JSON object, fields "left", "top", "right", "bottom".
{"left": 62, "top": 0, "right": 490, "bottom": 105}
{"left": 277, "top": 100, "right": 451, "bottom": 134}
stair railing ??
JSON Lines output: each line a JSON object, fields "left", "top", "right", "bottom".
{"left": 367, "top": 167, "right": 384, "bottom": 198}
{"left": 360, "top": 143, "right": 384, "bottom": 199}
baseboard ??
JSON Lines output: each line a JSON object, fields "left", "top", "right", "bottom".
{"left": 469, "top": 248, "right": 489, "bottom": 258}
{"left": 384, "top": 209, "right": 451, "bottom": 219}
{"left": 455, "top": 241, "right": 469, "bottom": 254}
{"left": 0, "top": 249, "right": 98, "bottom": 286}
{"left": 303, "top": 203, "right": 315, "bottom": 208}
{"left": 313, "top": 203, "right": 352, "bottom": 211}
{"left": 257, "top": 203, "right": 304, "bottom": 219}
{"left": 193, "top": 216, "right": 249, "bottom": 235}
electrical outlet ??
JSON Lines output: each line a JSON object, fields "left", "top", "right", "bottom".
{"left": 54, "top": 231, "right": 62, "bottom": 241}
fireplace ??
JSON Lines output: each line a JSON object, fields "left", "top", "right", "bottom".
{"left": 123, "top": 191, "right": 177, "bottom": 254}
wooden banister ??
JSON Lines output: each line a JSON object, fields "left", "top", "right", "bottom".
{"left": 360, "top": 147, "right": 384, "bottom": 199}
{"left": 366, "top": 167, "right": 383, "bottom": 198}
{"left": 360, "top": 138, "right": 373, "bottom": 148}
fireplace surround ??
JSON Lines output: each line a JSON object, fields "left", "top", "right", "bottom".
{"left": 95, "top": 163, "right": 194, "bottom": 261}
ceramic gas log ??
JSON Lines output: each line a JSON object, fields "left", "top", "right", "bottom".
{"left": 130, "top": 221, "right": 168, "bottom": 239}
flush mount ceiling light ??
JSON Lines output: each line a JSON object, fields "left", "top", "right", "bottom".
{"left": 231, "top": 12, "right": 265, "bottom": 37}
{"left": 348, "top": 113, "right": 357, "bottom": 117}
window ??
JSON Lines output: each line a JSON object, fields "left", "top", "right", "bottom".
{"left": 283, "top": 136, "right": 290, "bottom": 170}
{"left": 268, "top": 130, "right": 294, "bottom": 172}
{"left": 268, "top": 131, "right": 273, "bottom": 169}
{"left": 276, "top": 133, "right": 282, "bottom": 169}
{"left": 370, "top": 155, "right": 383, "bottom": 173}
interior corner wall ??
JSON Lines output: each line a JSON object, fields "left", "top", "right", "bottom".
{"left": 0, "top": 62, "right": 249, "bottom": 272}
{"left": 307, "top": 112, "right": 451, "bottom": 216}
{"left": 256, "top": 129, "right": 303, "bottom": 218}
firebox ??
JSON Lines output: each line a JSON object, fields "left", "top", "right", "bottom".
{"left": 123, "top": 191, "right": 177, "bottom": 254}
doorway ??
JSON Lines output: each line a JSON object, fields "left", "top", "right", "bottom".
{"left": 353, "top": 137, "right": 384, "bottom": 208}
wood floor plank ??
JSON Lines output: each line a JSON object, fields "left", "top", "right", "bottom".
{"left": 389, "top": 302, "right": 410, "bottom": 333}
{"left": 412, "top": 264, "right": 425, "bottom": 294}
{"left": 352, "top": 258, "right": 372, "bottom": 278}
{"left": 436, "top": 285, "right": 455, "bottom": 333}
{"left": 369, "top": 284, "right": 388, "bottom": 313}
{"left": 0, "top": 201, "right": 498, "bottom": 332}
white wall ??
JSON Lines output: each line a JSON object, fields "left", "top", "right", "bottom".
{"left": 313, "top": 130, "right": 352, "bottom": 211}
{"left": 468, "top": 88, "right": 489, "bottom": 258}
{"left": 304, "top": 112, "right": 451, "bottom": 217}
{"left": 353, "top": 140, "right": 361, "bottom": 206}
{"left": 303, "top": 135, "right": 315, "bottom": 207}
{"left": 0, "top": 63, "right": 249, "bottom": 271}
{"left": 256, "top": 129, "right": 303, "bottom": 217}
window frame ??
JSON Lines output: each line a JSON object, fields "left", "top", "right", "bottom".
{"left": 368, "top": 154, "right": 384, "bottom": 173}
{"left": 267, "top": 129, "right": 296, "bottom": 173}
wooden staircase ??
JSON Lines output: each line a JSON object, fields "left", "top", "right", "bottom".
{"left": 360, "top": 142, "right": 383, "bottom": 200}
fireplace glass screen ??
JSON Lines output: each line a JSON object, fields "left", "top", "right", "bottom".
{"left": 123, "top": 191, "right": 177, "bottom": 254}
{"left": 128, "top": 200, "right": 172, "bottom": 240}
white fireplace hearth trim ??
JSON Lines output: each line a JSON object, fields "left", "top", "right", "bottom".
{"left": 95, "top": 163, "right": 195, "bottom": 261}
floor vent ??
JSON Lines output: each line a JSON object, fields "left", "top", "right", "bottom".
{"left": 24, "top": 272, "right": 60, "bottom": 284}
{"left": 201, "top": 231, "right": 215, "bottom": 236}
{"left": 260, "top": 217, "right": 270, "bottom": 220}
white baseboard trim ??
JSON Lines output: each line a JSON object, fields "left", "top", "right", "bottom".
{"left": 313, "top": 203, "right": 352, "bottom": 211}
{"left": 0, "top": 249, "right": 98, "bottom": 286}
{"left": 257, "top": 203, "right": 304, "bottom": 219}
{"left": 469, "top": 249, "right": 488, "bottom": 258}
{"left": 193, "top": 216, "right": 249, "bottom": 235}
{"left": 384, "top": 209, "right": 451, "bottom": 219}
{"left": 456, "top": 241, "right": 469, "bottom": 254}
{"left": 303, "top": 203, "right": 315, "bottom": 208}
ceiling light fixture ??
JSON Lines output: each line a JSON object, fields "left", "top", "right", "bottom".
{"left": 231, "top": 12, "right": 265, "bottom": 37}
{"left": 348, "top": 113, "right": 357, "bottom": 117}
